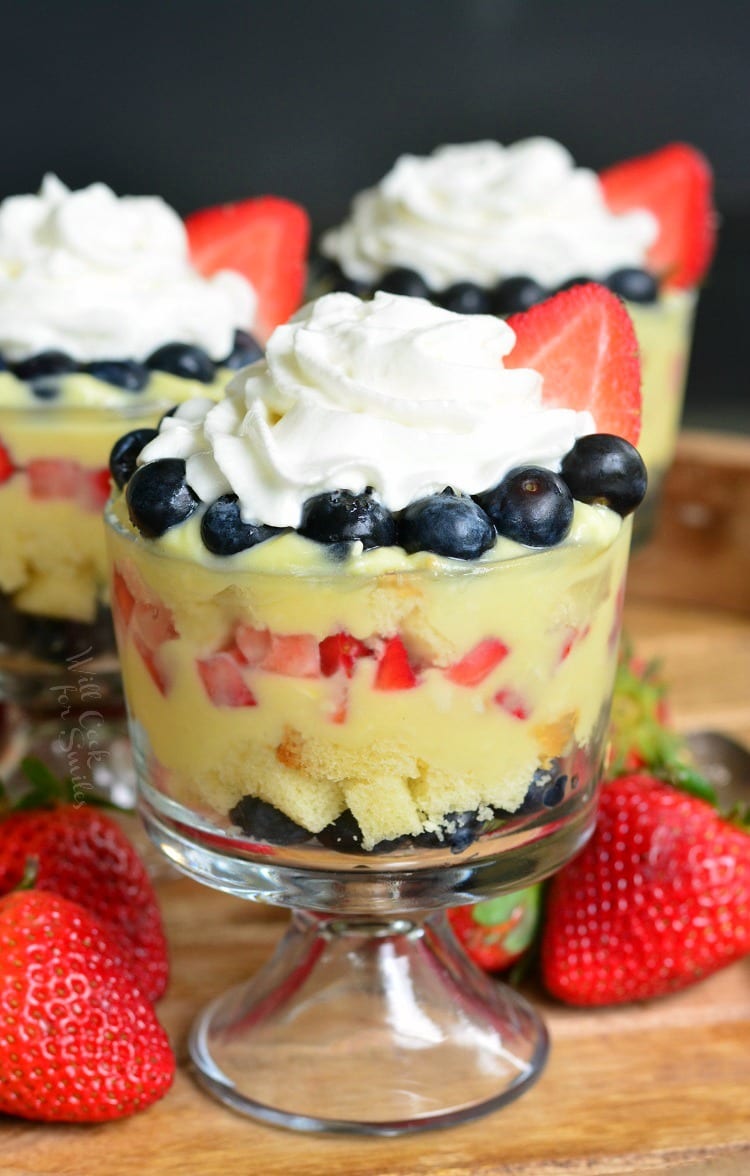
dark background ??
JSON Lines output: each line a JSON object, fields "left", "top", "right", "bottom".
{"left": 1, "top": 0, "right": 747, "bottom": 429}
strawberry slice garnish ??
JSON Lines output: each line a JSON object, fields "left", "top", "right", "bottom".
{"left": 374, "top": 636, "right": 418, "bottom": 691}
{"left": 600, "top": 143, "right": 716, "bottom": 291}
{"left": 197, "top": 651, "right": 257, "bottom": 707}
{"left": 319, "top": 632, "right": 373, "bottom": 678}
{"left": 505, "top": 284, "right": 641, "bottom": 445}
{"left": 0, "top": 439, "right": 15, "bottom": 485}
{"left": 185, "top": 196, "right": 310, "bottom": 342}
{"left": 446, "top": 638, "right": 509, "bottom": 687}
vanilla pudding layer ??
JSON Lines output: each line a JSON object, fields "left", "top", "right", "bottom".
{"left": 0, "top": 371, "right": 228, "bottom": 623}
{"left": 107, "top": 502, "right": 630, "bottom": 850}
{"left": 628, "top": 290, "right": 696, "bottom": 479}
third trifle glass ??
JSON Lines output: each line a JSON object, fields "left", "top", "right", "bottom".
{"left": 106, "top": 287, "right": 644, "bottom": 1133}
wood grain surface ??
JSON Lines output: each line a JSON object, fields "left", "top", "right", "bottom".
{"left": 1, "top": 432, "right": 749, "bottom": 1176}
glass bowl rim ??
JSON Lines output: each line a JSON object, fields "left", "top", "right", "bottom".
{"left": 104, "top": 497, "right": 631, "bottom": 586}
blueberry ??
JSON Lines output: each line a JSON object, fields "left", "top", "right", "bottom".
{"left": 85, "top": 359, "right": 149, "bottom": 392}
{"left": 440, "top": 282, "right": 492, "bottom": 315}
{"left": 317, "top": 810, "right": 366, "bottom": 854}
{"left": 109, "top": 427, "right": 159, "bottom": 489}
{"left": 313, "top": 256, "right": 348, "bottom": 292}
{"left": 158, "top": 405, "right": 179, "bottom": 426}
{"left": 317, "top": 810, "right": 409, "bottom": 855}
{"left": 222, "top": 329, "right": 264, "bottom": 371}
{"left": 560, "top": 434, "right": 647, "bottom": 517}
{"left": 377, "top": 267, "right": 431, "bottom": 299}
{"left": 146, "top": 342, "right": 216, "bottom": 384}
{"left": 229, "top": 796, "right": 311, "bottom": 846}
{"left": 557, "top": 276, "right": 590, "bottom": 292}
{"left": 201, "top": 494, "right": 281, "bottom": 555}
{"left": 491, "top": 276, "right": 548, "bottom": 316}
{"left": 513, "top": 769, "right": 569, "bottom": 817}
{"left": 299, "top": 489, "right": 396, "bottom": 550}
{"left": 606, "top": 267, "right": 659, "bottom": 305}
{"left": 476, "top": 467, "right": 574, "bottom": 547}
{"left": 337, "top": 273, "right": 372, "bottom": 298}
{"left": 125, "top": 458, "right": 200, "bottom": 538}
{"left": 30, "top": 382, "right": 62, "bottom": 401}
{"left": 13, "top": 350, "right": 78, "bottom": 381}
{"left": 398, "top": 492, "right": 495, "bottom": 560}
{"left": 411, "top": 810, "right": 486, "bottom": 853}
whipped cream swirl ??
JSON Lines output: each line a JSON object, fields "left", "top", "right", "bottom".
{"left": 139, "top": 291, "right": 595, "bottom": 529}
{"left": 0, "top": 175, "right": 256, "bottom": 362}
{"left": 321, "top": 138, "right": 658, "bottom": 290}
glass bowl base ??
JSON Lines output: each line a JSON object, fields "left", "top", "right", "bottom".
{"left": 138, "top": 782, "right": 598, "bottom": 914}
{"left": 188, "top": 909, "right": 549, "bottom": 1136}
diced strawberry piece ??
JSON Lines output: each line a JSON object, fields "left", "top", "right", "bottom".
{"left": 446, "top": 638, "right": 509, "bottom": 687}
{"left": 374, "top": 636, "right": 418, "bottom": 691}
{"left": 0, "top": 439, "right": 15, "bottom": 485}
{"left": 185, "top": 196, "right": 310, "bottom": 342}
{"left": 493, "top": 688, "right": 530, "bottom": 720}
{"left": 505, "top": 284, "right": 642, "bottom": 445}
{"left": 197, "top": 651, "right": 257, "bottom": 708}
{"left": 133, "top": 633, "right": 169, "bottom": 696}
{"left": 78, "top": 467, "right": 112, "bottom": 511}
{"left": 234, "top": 625, "right": 272, "bottom": 666}
{"left": 328, "top": 680, "right": 349, "bottom": 725}
{"left": 111, "top": 569, "right": 135, "bottom": 627}
{"left": 558, "top": 623, "right": 591, "bottom": 664}
{"left": 260, "top": 633, "right": 321, "bottom": 678}
{"left": 27, "top": 458, "right": 81, "bottom": 500}
{"left": 319, "top": 632, "right": 373, "bottom": 679}
{"left": 132, "top": 598, "right": 177, "bottom": 649}
{"left": 600, "top": 143, "right": 716, "bottom": 291}
{"left": 26, "top": 459, "right": 111, "bottom": 510}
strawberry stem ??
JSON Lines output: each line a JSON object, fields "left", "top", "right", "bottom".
{"left": 2, "top": 756, "right": 129, "bottom": 814}
{"left": 17, "top": 856, "right": 39, "bottom": 891}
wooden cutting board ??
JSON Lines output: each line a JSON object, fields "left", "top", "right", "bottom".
{"left": 1, "top": 432, "right": 749, "bottom": 1176}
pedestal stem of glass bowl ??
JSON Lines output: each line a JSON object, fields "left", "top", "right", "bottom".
{"left": 188, "top": 906, "right": 548, "bottom": 1136}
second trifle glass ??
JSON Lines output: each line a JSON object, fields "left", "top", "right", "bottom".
{"left": 0, "top": 174, "right": 307, "bottom": 797}
{"left": 105, "top": 288, "right": 645, "bottom": 1133}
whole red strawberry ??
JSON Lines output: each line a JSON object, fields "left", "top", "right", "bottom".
{"left": 0, "top": 890, "right": 174, "bottom": 1122}
{"left": 542, "top": 774, "right": 750, "bottom": 1005}
{"left": 0, "top": 760, "right": 168, "bottom": 1003}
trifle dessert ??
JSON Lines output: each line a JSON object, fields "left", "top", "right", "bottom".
{"left": 318, "top": 138, "right": 716, "bottom": 537}
{"left": 0, "top": 175, "right": 308, "bottom": 698}
{"left": 107, "top": 283, "right": 646, "bottom": 863}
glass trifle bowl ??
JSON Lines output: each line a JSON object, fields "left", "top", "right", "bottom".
{"left": 317, "top": 138, "right": 716, "bottom": 545}
{"left": 106, "top": 288, "right": 645, "bottom": 1133}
